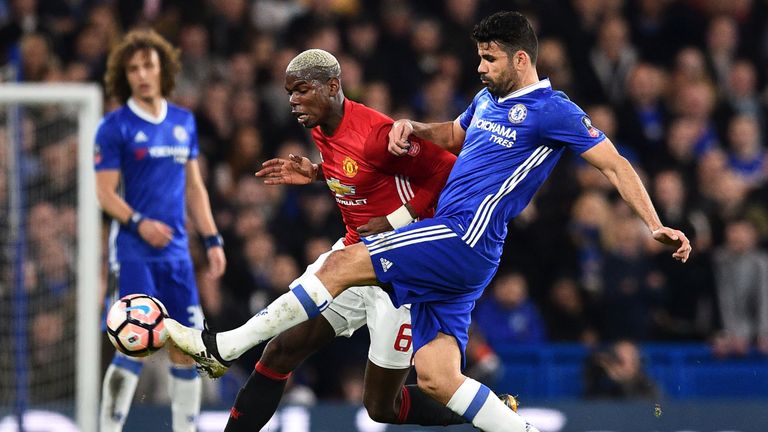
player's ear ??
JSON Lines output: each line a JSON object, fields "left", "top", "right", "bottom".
{"left": 514, "top": 50, "right": 528, "bottom": 69}
{"left": 327, "top": 77, "right": 341, "bottom": 96}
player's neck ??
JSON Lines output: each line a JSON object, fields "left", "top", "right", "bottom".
{"left": 131, "top": 95, "right": 165, "bottom": 117}
{"left": 507, "top": 69, "right": 540, "bottom": 95}
{"left": 319, "top": 94, "right": 345, "bottom": 136}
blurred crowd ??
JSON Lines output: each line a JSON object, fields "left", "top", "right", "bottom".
{"left": 2, "top": 0, "right": 768, "bottom": 404}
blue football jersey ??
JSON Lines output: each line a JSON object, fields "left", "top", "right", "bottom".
{"left": 94, "top": 99, "right": 199, "bottom": 263}
{"left": 435, "top": 79, "right": 605, "bottom": 261}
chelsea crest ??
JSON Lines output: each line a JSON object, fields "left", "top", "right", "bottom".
{"left": 508, "top": 103, "right": 527, "bottom": 124}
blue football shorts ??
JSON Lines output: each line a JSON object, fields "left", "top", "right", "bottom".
{"left": 105, "top": 258, "right": 203, "bottom": 330}
{"left": 361, "top": 217, "right": 498, "bottom": 366}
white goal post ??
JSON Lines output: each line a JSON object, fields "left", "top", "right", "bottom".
{"left": 0, "top": 83, "right": 102, "bottom": 432}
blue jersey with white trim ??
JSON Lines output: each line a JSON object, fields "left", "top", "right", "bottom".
{"left": 435, "top": 79, "right": 605, "bottom": 261}
{"left": 94, "top": 99, "right": 199, "bottom": 262}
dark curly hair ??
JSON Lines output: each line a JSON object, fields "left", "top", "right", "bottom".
{"left": 472, "top": 11, "right": 538, "bottom": 64}
{"left": 104, "top": 29, "right": 180, "bottom": 103}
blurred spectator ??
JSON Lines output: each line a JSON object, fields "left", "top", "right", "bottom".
{"left": 377, "top": 1, "right": 419, "bottom": 105}
{"left": 18, "top": 32, "right": 56, "bottom": 81}
{"left": 674, "top": 81, "right": 719, "bottom": 155}
{"left": 588, "top": 15, "right": 638, "bottom": 105}
{"left": 537, "top": 37, "right": 581, "bottom": 103}
{"left": 344, "top": 17, "right": 386, "bottom": 82}
{"left": 716, "top": 60, "right": 766, "bottom": 138}
{"left": 0, "top": 0, "right": 51, "bottom": 70}
{"left": 670, "top": 47, "right": 712, "bottom": 91}
{"left": 250, "top": 0, "right": 304, "bottom": 34}
{"left": 215, "top": 125, "right": 264, "bottom": 199}
{"left": 617, "top": 63, "right": 669, "bottom": 169}
{"left": 626, "top": 0, "right": 682, "bottom": 65}
{"left": 195, "top": 79, "right": 232, "bottom": 161}
{"left": 713, "top": 219, "right": 768, "bottom": 355}
{"left": 705, "top": 15, "right": 739, "bottom": 92}
{"left": 568, "top": 191, "right": 611, "bottom": 294}
{"left": 207, "top": 0, "right": 253, "bottom": 56}
{"left": 599, "top": 217, "right": 664, "bottom": 340}
{"left": 72, "top": 24, "right": 108, "bottom": 81}
{"left": 544, "top": 276, "right": 599, "bottom": 345}
{"left": 360, "top": 80, "right": 392, "bottom": 114}
{"left": 651, "top": 171, "right": 717, "bottom": 340}
{"left": 409, "top": 18, "right": 442, "bottom": 82}
{"left": 177, "top": 23, "right": 216, "bottom": 92}
{"left": 584, "top": 340, "right": 660, "bottom": 399}
{"left": 473, "top": 272, "right": 547, "bottom": 350}
{"left": 725, "top": 114, "right": 767, "bottom": 187}
{"left": 587, "top": 104, "right": 640, "bottom": 165}
{"left": 413, "top": 74, "right": 465, "bottom": 123}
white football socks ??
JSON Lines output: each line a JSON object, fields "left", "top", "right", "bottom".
{"left": 99, "top": 355, "right": 142, "bottom": 432}
{"left": 217, "top": 273, "right": 333, "bottom": 360}
{"left": 446, "top": 378, "right": 531, "bottom": 432}
{"left": 169, "top": 365, "right": 202, "bottom": 432}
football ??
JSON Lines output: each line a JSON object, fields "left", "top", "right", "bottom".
{"left": 106, "top": 294, "right": 169, "bottom": 357}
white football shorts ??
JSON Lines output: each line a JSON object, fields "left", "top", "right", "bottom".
{"left": 302, "top": 238, "right": 413, "bottom": 369}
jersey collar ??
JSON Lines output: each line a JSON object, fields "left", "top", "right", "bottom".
{"left": 127, "top": 97, "right": 168, "bottom": 124}
{"left": 497, "top": 78, "right": 551, "bottom": 103}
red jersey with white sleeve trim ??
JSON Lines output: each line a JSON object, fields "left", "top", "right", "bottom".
{"left": 311, "top": 99, "right": 455, "bottom": 245}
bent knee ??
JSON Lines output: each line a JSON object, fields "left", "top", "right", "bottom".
{"left": 316, "top": 244, "right": 377, "bottom": 290}
{"left": 416, "top": 370, "right": 464, "bottom": 403}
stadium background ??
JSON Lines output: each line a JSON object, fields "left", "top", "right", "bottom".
{"left": 1, "top": 0, "right": 768, "bottom": 430}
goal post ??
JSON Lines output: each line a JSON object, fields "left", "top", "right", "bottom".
{"left": 0, "top": 83, "right": 102, "bottom": 432}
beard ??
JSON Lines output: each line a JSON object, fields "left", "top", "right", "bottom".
{"left": 482, "top": 76, "right": 513, "bottom": 97}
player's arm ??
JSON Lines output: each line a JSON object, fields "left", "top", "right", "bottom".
{"left": 388, "top": 118, "right": 466, "bottom": 155}
{"left": 357, "top": 124, "right": 456, "bottom": 236}
{"left": 95, "top": 169, "right": 173, "bottom": 248}
{"left": 255, "top": 154, "right": 324, "bottom": 184}
{"left": 186, "top": 159, "right": 226, "bottom": 278}
{"left": 581, "top": 138, "right": 692, "bottom": 262}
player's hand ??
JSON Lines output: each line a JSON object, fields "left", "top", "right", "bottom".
{"left": 388, "top": 119, "right": 414, "bottom": 156}
{"left": 652, "top": 227, "right": 692, "bottom": 263}
{"left": 138, "top": 219, "right": 174, "bottom": 248}
{"left": 206, "top": 246, "right": 226, "bottom": 279}
{"left": 255, "top": 154, "right": 316, "bottom": 185}
{"left": 356, "top": 216, "right": 393, "bottom": 237}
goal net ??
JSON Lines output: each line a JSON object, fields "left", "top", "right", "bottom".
{"left": 0, "top": 84, "right": 102, "bottom": 432}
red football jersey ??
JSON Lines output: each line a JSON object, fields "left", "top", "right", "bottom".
{"left": 312, "top": 99, "right": 455, "bottom": 245}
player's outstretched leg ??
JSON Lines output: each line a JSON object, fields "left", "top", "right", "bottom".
{"left": 168, "top": 245, "right": 376, "bottom": 377}
{"left": 166, "top": 273, "right": 334, "bottom": 378}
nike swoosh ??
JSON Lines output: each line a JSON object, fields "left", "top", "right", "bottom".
{"left": 317, "top": 300, "right": 329, "bottom": 310}
{"left": 125, "top": 305, "right": 151, "bottom": 315}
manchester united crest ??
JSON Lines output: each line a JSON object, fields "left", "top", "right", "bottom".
{"left": 342, "top": 156, "right": 358, "bottom": 178}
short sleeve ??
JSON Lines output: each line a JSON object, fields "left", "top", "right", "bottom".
{"left": 540, "top": 97, "right": 605, "bottom": 154}
{"left": 187, "top": 114, "right": 199, "bottom": 160}
{"left": 457, "top": 92, "right": 480, "bottom": 130}
{"left": 94, "top": 116, "right": 123, "bottom": 170}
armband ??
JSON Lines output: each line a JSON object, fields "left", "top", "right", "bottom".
{"left": 386, "top": 205, "right": 414, "bottom": 229}
{"left": 203, "top": 234, "right": 224, "bottom": 249}
{"left": 126, "top": 212, "right": 144, "bottom": 233}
